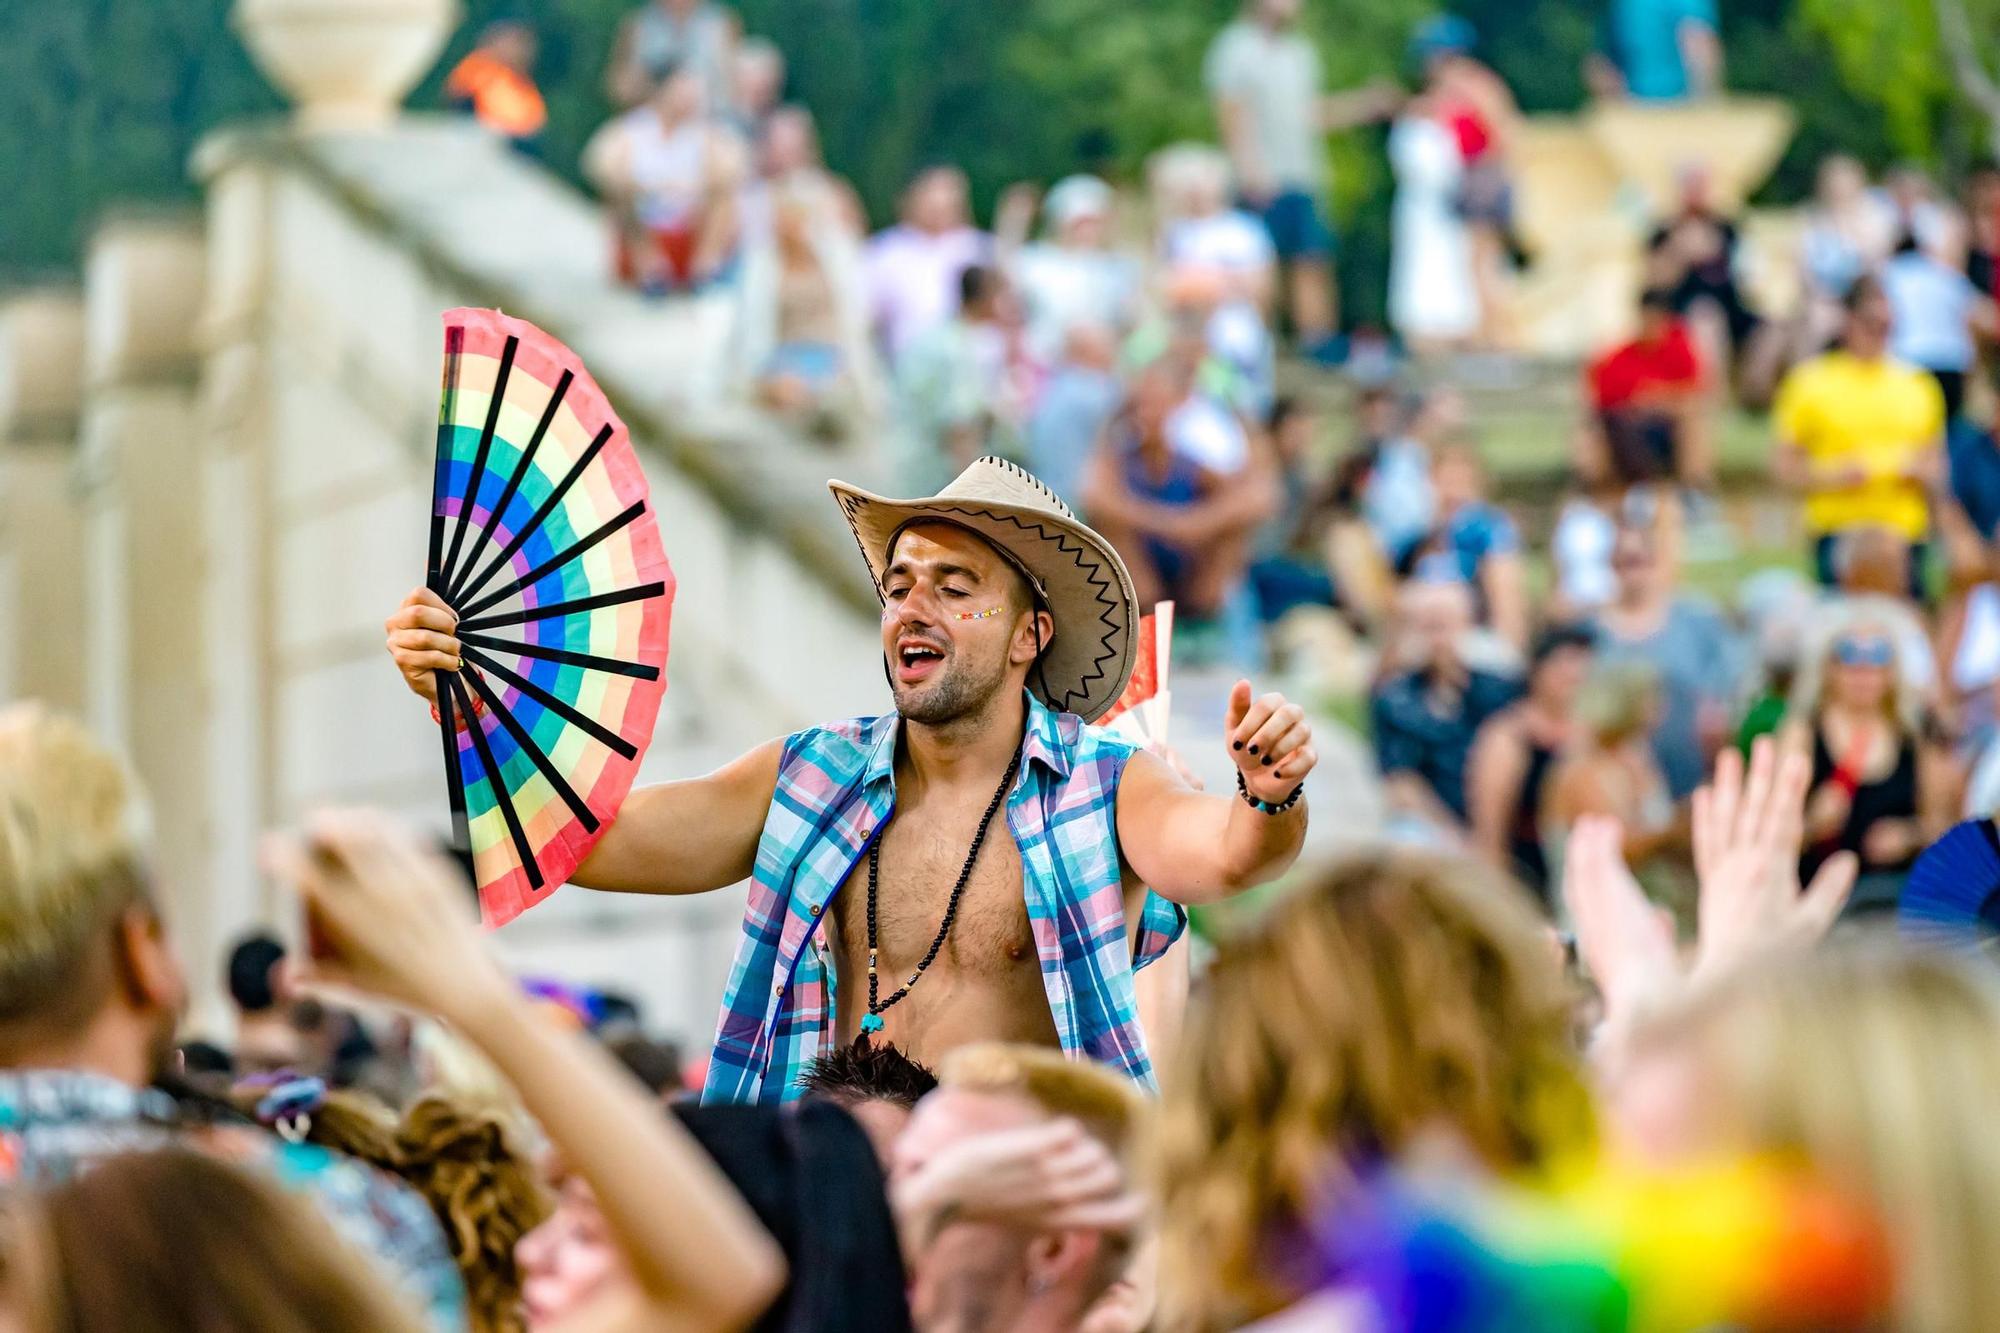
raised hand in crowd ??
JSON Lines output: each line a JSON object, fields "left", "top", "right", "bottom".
{"left": 266, "top": 808, "right": 785, "bottom": 1333}
{"left": 1562, "top": 812, "right": 1680, "bottom": 1030}
{"left": 1566, "top": 734, "right": 1858, "bottom": 1044}
{"left": 1690, "top": 736, "right": 1858, "bottom": 983}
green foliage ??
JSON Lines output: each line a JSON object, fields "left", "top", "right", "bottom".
{"left": 0, "top": 0, "right": 280, "bottom": 276}
{"left": 1791, "top": 0, "right": 2000, "bottom": 171}
{"left": 1457, "top": 0, "right": 1600, "bottom": 112}
{"left": 1793, "top": 0, "right": 1951, "bottom": 160}
{"left": 1, "top": 0, "right": 1988, "bottom": 291}
{"left": 732, "top": 0, "right": 1032, "bottom": 218}
{"left": 1722, "top": 0, "right": 1904, "bottom": 200}
{"left": 1001, "top": 0, "right": 1232, "bottom": 186}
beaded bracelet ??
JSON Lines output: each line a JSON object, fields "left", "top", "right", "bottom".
{"left": 1236, "top": 769, "right": 1305, "bottom": 815}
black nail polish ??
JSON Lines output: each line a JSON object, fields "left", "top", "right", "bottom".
{"left": 1248, "top": 744, "right": 1259, "bottom": 755}
{"left": 1233, "top": 741, "right": 1243, "bottom": 751}
{"left": 1261, "top": 756, "right": 1272, "bottom": 766}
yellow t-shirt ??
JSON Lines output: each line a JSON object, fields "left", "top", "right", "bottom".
{"left": 1772, "top": 350, "right": 1945, "bottom": 540}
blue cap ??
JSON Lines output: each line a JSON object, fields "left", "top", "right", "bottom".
{"left": 1412, "top": 13, "right": 1478, "bottom": 58}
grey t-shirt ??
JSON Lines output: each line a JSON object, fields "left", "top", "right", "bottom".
{"left": 1593, "top": 597, "right": 1747, "bottom": 799}
{"left": 1203, "top": 19, "right": 1325, "bottom": 194}
{"left": 628, "top": 1, "right": 734, "bottom": 104}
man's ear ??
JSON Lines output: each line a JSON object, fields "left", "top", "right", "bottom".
{"left": 1023, "top": 1228, "right": 1101, "bottom": 1298}
{"left": 112, "top": 907, "right": 185, "bottom": 1015}
{"left": 1011, "top": 608, "right": 1056, "bottom": 667}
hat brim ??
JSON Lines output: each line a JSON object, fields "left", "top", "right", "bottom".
{"left": 830, "top": 480, "right": 1138, "bottom": 723}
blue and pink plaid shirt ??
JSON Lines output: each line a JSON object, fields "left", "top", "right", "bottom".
{"left": 701, "top": 691, "right": 1186, "bottom": 1103}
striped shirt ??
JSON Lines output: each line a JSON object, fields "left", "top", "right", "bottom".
{"left": 702, "top": 691, "right": 1186, "bottom": 1103}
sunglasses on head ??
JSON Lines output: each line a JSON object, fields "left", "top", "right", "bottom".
{"left": 1832, "top": 635, "right": 1894, "bottom": 668}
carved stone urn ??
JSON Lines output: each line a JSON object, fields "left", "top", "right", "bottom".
{"left": 233, "top": 0, "right": 459, "bottom": 130}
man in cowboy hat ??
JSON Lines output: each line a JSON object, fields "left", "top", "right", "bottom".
{"left": 384, "top": 457, "right": 1317, "bottom": 1103}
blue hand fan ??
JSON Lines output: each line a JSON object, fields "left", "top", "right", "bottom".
{"left": 1899, "top": 819, "right": 2000, "bottom": 940}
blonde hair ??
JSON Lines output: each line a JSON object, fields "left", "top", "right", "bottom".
{"left": 0, "top": 705, "right": 152, "bottom": 1027}
{"left": 937, "top": 1042, "right": 1147, "bottom": 1161}
{"left": 1788, "top": 599, "right": 1921, "bottom": 732}
{"left": 1636, "top": 940, "right": 2000, "bottom": 1333}
{"left": 1574, "top": 660, "right": 1660, "bottom": 745}
{"left": 414, "top": 1019, "right": 534, "bottom": 1129}
{"left": 1155, "top": 853, "right": 1593, "bottom": 1331}
{"left": 1147, "top": 142, "right": 1232, "bottom": 217}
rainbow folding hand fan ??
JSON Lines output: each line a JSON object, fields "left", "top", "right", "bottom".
{"left": 426, "top": 308, "right": 673, "bottom": 926}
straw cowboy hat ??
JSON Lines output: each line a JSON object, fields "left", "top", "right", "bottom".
{"left": 829, "top": 456, "right": 1138, "bottom": 722}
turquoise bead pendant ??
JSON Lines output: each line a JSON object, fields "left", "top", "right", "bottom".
{"left": 860, "top": 1012, "right": 885, "bottom": 1034}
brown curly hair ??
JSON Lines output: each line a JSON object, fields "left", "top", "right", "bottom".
{"left": 1153, "top": 852, "right": 1594, "bottom": 1331}
{"left": 234, "top": 1087, "right": 549, "bottom": 1333}
{"left": 392, "top": 1096, "right": 550, "bottom": 1333}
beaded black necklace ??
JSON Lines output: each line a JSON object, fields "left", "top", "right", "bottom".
{"left": 859, "top": 748, "right": 1022, "bottom": 1036}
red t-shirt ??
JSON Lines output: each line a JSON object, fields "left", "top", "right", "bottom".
{"left": 1586, "top": 321, "right": 1703, "bottom": 410}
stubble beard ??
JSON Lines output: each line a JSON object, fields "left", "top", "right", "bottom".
{"left": 893, "top": 650, "right": 1010, "bottom": 728}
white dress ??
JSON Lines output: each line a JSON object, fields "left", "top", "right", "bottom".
{"left": 1388, "top": 115, "right": 1479, "bottom": 343}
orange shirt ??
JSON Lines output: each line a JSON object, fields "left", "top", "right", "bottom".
{"left": 446, "top": 51, "right": 547, "bottom": 138}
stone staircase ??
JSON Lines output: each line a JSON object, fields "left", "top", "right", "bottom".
{"left": 1277, "top": 352, "right": 1786, "bottom": 546}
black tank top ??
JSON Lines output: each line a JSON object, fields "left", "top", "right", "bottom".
{"left": 1803, "top": 723, "right": 1919, "bottom": 882}
{"left": 1509, "top": 738, "right": 1560, "bottom": 902}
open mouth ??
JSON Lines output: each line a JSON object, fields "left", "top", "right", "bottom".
{"left": 895, "top": 637, "right": 946, "bottom": 685}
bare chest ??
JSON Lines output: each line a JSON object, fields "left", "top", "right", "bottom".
{"left": 831, "top": 810, "right": 1036, "bottom": 979}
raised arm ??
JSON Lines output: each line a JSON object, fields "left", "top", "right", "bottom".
{"left": 571, "top": 742, "right": 782, "bottom": 894}
{"left": 1677, "top": 13, "right": 1722, "bottom": 97}
{"left": 603, "top": 13, "right": 654, "bottom": 108}
{"left": 1318, "top": 82, "right": 1403, "bottom": 133}
{"left": 1115, "top": 681, "right": 1314, "bottom": 904}
{"left": 274, "top": 812, "right": 787, "bottom": 1333}
{"left": 384, "top": 586, "right": 778, "bottom": 896}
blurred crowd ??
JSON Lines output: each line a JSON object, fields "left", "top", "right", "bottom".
{"left": 6, "top": 680, "right": 2000, "bottom": 1331}
{"left": 1375, "top": 158, "right": 2000, "bottom": 922}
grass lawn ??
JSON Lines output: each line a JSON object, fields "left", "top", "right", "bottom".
{"left": 1480, "top": 405, "right": 1776, "bottom": 491}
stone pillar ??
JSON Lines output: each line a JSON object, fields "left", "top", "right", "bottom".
{"left": 77, "top": 216, "right": 220, "bottom": 1024}
{"left": 0, "top": 291, "right": 87, "bottom": 713}
{"left": 191, "top": 143, "right": 284, "bottom": 1040}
